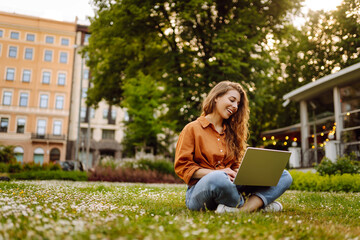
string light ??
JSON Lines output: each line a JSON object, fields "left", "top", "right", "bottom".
{"left": 273, "top": 141, "right": 276, "bottom": 145}
{"left": 271, "top": 136, "right": 275, "bottom": 140}
{"left": 262, "top": 137, "right": 266, "bottom": 141}
{"left": 284, "top": 142, "right": 288, "bottom": 146}
{"left": 285, "top": 136, "right": 289, "bottom": 140}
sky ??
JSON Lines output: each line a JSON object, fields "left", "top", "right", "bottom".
{"left": 0, "top": 0, "right": 343, "bottom": 25}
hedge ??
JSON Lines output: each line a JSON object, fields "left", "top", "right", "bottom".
{"left": 10, "top": 170, "right": 88, "bottom": 181}
{"left": 289, "top": 170, "right": 360, "bottom": 192}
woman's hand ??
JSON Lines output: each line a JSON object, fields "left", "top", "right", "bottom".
{"left": 220, "top": 168, "right": 237, "bottom": 182}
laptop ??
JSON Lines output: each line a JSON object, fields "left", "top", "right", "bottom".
{"left": 233, "top": 147, "right": 291, "bottom": 186}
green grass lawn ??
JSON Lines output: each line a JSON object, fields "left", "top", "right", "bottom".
{"left": 0, "top": 181, "right": 359, "bottom": 239}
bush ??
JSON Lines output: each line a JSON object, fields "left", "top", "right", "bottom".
{"left": 136, "top": 159, "right": 176, "bottom": 176}
{"left": 10, "top": 170, "right": 88, "bottom": 181}
{"left": 0, "top": 145, "right": 16, "bottom": 163}
{"left": 8, "top": 162, "right": 23, "bottom": 173}
{"left": 23, "top": 163, "right": 44, "bottom": 172}
{"left": 315, "top": 153, "right": 360, "bottom": 176}
{"left": 0, "top": 163, "right": 9, "bottom": 173}
{"left": 88, "top": 166, "right": 183, "bottom": 184}
{"left": 290, "top": 170, "right": 360, "bottom": 192}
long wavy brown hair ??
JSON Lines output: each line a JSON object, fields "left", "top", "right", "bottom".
{"left": 201, "top": 81, "right": 250, "bottom": 161}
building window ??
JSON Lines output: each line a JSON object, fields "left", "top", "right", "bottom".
{"left": 83, "top": 69, "right": 89, "bottom": 80}
{"left": 90, "top": 108, "right": 95, "bottom": 118}
{"left": 26, "top": 34, "right": 35, "bottom": 41}
{"left": 0, "top": 118, "right": 9, "bottom": 132}
{"left": 36, "top": 120, "right": 46, "bottom": 135}
{"left": 59, "top": 52, "right": 68, "bottom": 63}
{"left": 55, "top": 96, "right": 64, "bottom": 109}
{"left": 3, "top": 92, "right": 12, "bottom": 106}
{"left": 84, "top": 34, "right": 91, "bottom": 43}
{"left": 111, "top": 109, "right": 117, "bottom": 121}
{"left": 82, "top": 88, "right": 87, "bottom": 98}
{"left": 14, "top": 147, "right": 24, "bottom": 163}
{"left": 50, "top": 148, "right": 60, "bottom": 162}
{"left": 39, "top": 94, "right": 48, "bottom": 108}
{"left": 61, "top": 38, "right": 69, "bottom": 46}
{"left": 102, "top": 129, "right": 115, "bottom": 140}
{"left": 53, "top": 121, "right": 62, "bottom": 135}
{"left": 103, "top": 109, "right": 108, "bottom": 119}
{"left": 33, "top": 148, "right": 44, "bottom": 165}
{"left": 10, "top": 32, "right": 19, "bottom": 39}
{"left": 9, "top": 46, "right": 17, "bottom": 58}
{"left": 57, "top": 73, "right": 66, "bottom": 85}
{"left": 81, "top": 128, "right": 93, "bottom": 140}
{"left": 42, "top": 71, "right": 51, "bottom": 84}
{"left": 16, "top": 118, "right": 26, "bottom": 133}
{"left": 24, "top": 48, "right": 33, "bottom": 60}
{"left": 123, "top": 110, "right": 130, "bottom": 122}
{"left": 45, "top": 36, "right": 54, "bottom": 44}
{"left": 19, "top": 93, "right": 29, "bottom": 107}
{"left": 44, "top": 50, "right": 53, "bottom": 62}
{"left": 0, "top": 30, "right": 3, "bottom": 37}
{"left": 22, "top": 70, "right": 31, "bottom": 82}
{"left": 6, "top": 68, "right": 15, "bottom": 81}
{"left": 81, "top": 107, "right": 87, "bottom": 122}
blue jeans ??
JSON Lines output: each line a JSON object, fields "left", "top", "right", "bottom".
{"left": 185, "top": 170, "right": 293, "bottom": 211}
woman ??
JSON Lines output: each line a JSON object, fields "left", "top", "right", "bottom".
{"left": 174, "top": 81, "right": 292, "bottom": 213}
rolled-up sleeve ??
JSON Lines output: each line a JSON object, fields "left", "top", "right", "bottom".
{"left": 174, "top": 125, "right": 201, "bottom": 185}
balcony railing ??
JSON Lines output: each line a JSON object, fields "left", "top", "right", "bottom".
{"left": 31, "top": 133, "right": 66, "bottom": 141}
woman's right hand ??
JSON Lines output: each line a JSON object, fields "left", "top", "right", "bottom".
{"left": 220, "top": 168, "right": 237, "bottom": 182}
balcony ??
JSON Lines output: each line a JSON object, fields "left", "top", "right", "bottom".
{"left": 31, "top": 133, "right": 66, "bottom": 143}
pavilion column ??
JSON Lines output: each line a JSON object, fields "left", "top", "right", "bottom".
{"left": 300, "top": 100, "right": 310, "bottom": 167}
{"left": 333, "top": 87, "right": 343, "bottom": 141}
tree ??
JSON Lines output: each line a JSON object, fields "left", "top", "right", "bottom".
{"left": 0, "top": 145, "right": 16, "bottom": 163}
{"left": 272, "top": 0, "right": 360, "bottom": 129}
{"left": 121, "top": 72, "right": 175, "bottom": 156}
{"left": 84, "top": 0, "right": 303, "bottom": 148}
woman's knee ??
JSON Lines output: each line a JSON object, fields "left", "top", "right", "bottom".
{"left": 281, "top": 170, "right": 293, "bottom": 189}
{"left": 204, "top": 171, "right": 233, "bottom": 190}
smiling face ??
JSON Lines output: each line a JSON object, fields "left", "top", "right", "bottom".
{"left": 214, "top": 89, "right": 241, "bottom": 120}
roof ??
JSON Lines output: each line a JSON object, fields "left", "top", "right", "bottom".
{"left": 283, "top": 62, "right": 360, "bottom": 102}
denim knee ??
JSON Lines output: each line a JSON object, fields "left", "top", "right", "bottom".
{"left": 203, "top": 171, "right": 231, "bottom": 189}
{"left": 281, "top": 170, "right": 293, "bottom": 190}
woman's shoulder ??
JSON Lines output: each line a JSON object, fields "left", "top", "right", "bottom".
{"left": 182, "top": 117, "right": 205, "bottom": 130}
{"left": 180, "top": 117, "right": 205, "bottom": 135}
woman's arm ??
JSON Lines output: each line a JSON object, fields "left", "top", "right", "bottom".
{"left": 192, "top": 168, "right": 237, "bottom": 182}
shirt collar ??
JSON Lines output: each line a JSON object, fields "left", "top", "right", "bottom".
{"left": 197, "top": 116, "right": 227, "bottom": 132}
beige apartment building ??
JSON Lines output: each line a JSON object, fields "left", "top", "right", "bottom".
{"left": 0, "top": 12, "right": 76, "bottom": 164}
{"left": 67, "top": 25, "right": 125, "bottom": 169}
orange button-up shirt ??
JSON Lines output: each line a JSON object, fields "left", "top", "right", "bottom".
{"left": 174, "top": 116, "right": 241, "bottom": 186}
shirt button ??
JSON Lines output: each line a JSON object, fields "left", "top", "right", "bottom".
{"left": 217, "top": 138, "right": 220, "bottom": 141}
{"left": 218, "top": 161, "right": 220, "bottom": 164}
{"left": 220, "top": 149, "right": 223, "bottom": 152}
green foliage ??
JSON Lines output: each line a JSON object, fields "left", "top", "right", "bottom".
{"left": 121, "top": 72, "right": 174, "bottom": 156}
{"left": 0, "top": 163, "right": 8, "bottom": 173}
{"left": 8, "top": 162, "right": 23, "bottom": 173}
{"left": 134, "top": 159, "right": 175, "bottom": 176}
{"left": 273, "top": 0, "right": 360, "bottom": 129}
{"left": 0, "top": 145, "right": 16, "bottom": 163}
{"left": 84, "top": 0, "right": 303, "bottom": 147}
{"left": 0, "top": 162, "right": 63, "bottom": 173}
{"left": 290, "top": 170, "right": 360, "bottom": 192}
{"left": 10, "top": 171, "right": 88, "bottom": 181}
{"left": 315, "top": 153, "right": 360, "bottom": 176}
